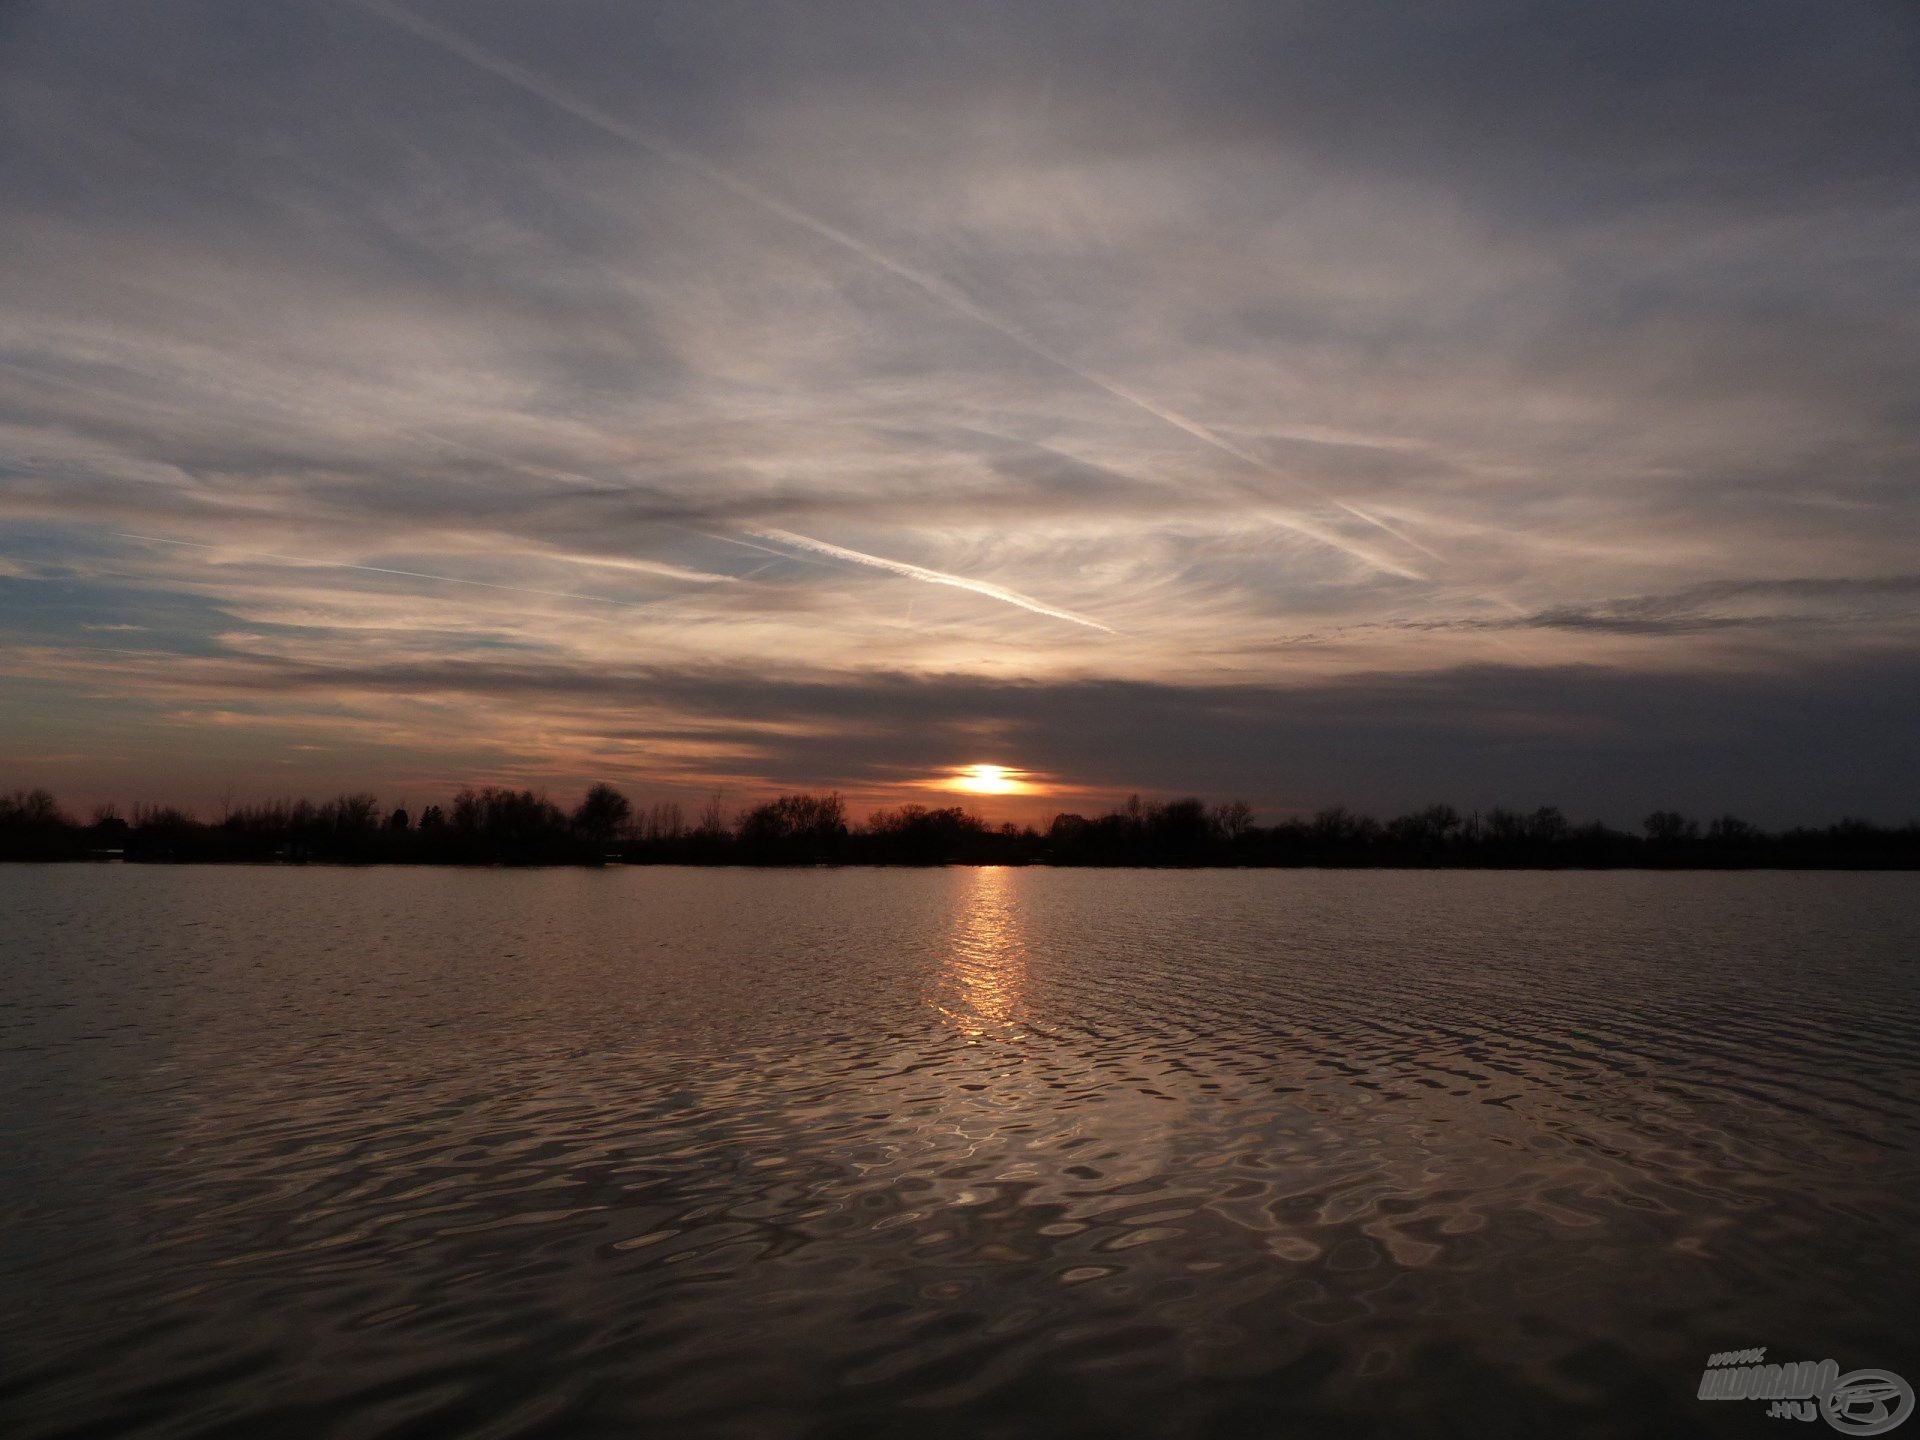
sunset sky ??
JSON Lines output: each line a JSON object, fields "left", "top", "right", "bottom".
{"left": 4, "top": 1, "right": 1918, "bottom": 823}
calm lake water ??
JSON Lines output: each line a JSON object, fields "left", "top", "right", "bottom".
{"left": 1, "top": 867, "right": 1916, "bottom": 1439}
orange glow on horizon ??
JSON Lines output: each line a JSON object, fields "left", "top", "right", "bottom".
{"left": 944, "top": 763, "right": 1037, "bottom": 797}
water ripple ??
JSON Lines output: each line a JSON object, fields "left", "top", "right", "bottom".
{"left": 1, "top": 866, "right": 1916, "bottom": 1438}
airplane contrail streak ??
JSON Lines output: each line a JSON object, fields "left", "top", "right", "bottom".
{"left": 113, "top": 533, "right": 656, "bottom": 608}
{"left": 512, "top": 549, "right": 737, "bottom": 584}
{"left": 344, "top": 0, "right": 1440, "bottom": 581}
{"left": 746, "top": 528, "right": 1117, "bottom": 633}
{"left": 1262, "top": 515, "right": 1430, "bottom": 583}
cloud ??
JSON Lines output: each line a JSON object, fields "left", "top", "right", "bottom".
{"left": 347, "top": 0, "right": 1446, "bottom": 581}
{"left": 111, "top": 533, "right": 666, "bottom": 609}
{"left": 1474, "top": 575, "right": 1920, "bottom": 636}
{"left": 743, "top": 527, "right": 1117, "bottom": 632}
{"left": 1, "top": 0, "right": 1916, "bottom": 813}
{"left": 10, "top": 633, "right": 1920, "bottom": 825}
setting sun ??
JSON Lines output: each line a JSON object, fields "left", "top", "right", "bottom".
{"left": 947, "top": 764, "right": 1034, "bottom": 796}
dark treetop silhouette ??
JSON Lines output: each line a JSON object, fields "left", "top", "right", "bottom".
{"left": 2, "top": 787, "right": 1916, "bottom": 869}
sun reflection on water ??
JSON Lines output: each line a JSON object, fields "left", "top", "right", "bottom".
{"left": 935, "top": 866, "right": 1028, "bottom": 1039}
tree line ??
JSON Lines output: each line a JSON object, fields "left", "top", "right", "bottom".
{"left": 1, "top": 785, "right": 1916, "bottom": 868}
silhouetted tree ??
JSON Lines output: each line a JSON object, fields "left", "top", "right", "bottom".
{"left": 1211, "top": 800, "right": 1256, "bottom": 843}
{"left": 865, "top": 804, "right": 989, "bottom": 863}
{"left": 637, "top": 800, "right": 685, "bottom": 842}
{"left": 0, "top": 789, "right": 79, "bottom": 859}
{"left": 1383, "top": 804, "right": 1463, "bottom": 862}
{"left": 0, "top": 789, "right": 66, "bottom": 828}
{"left": 1146, "top": 798, "right": 1213, "bottom": 861}
{"left": 1706, "top": 814, "right": 1758, "bottom": 846}
{"left": 573, "top": 783, "right": 632, "bottom": 846}
{"left": 1644, "top": 811, "right": 1698, "bottom": 844}
{"left": 4, "top": 784, "right": 1917, "bottom": 870}
{"left": 695, "top": 791, "right": 728, "bottom": 838}
{"left": 1048, "top": 813, "right": 1091, "bottom": 845}
{"left": 1483, "top": 807, "right": 1527, "bottom": 845}
{"left": 451, "top": 787, "right": 575, "bottom": 862}
{"left": 1528, "top": 806, "right": 1570, "bottom": 844}
{"left": 324, "top": 794, "right": 382, "bottom": 833}
{"left": 88, "top": 804, "right": 130, "bottom": 848}
{"left": 1388, "top": 805, "right": 1459, "bottom": 844}
{"left": 738, "top": 792, "right": 847, "bottom": 862}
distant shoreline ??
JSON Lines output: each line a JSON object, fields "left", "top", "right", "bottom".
{"left": 5, "top": 785, "right": 1916, "bottom": 870}
{"left": 5, "top": 857, "right": 1917, "bottom": 874}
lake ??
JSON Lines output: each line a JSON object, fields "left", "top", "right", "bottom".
{"left": 2, "top": 866, "right": 1916, "bottom": 1438}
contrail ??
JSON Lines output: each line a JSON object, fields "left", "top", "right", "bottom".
{"left": 696, "top": 530, "right": 826, "bottom": 564}
{"left": 746, "top": 528, "right": 1116, "bottom": 633}
{"left": 344, "top": 0, "right": 1439, "bottom": 580}
{"left": 1262, "top": 514, "right": 1429, "bottom": 583}
{"left": 511, "top": 548, "right": 737, "bottom": 584}
{"left": 113, "top": 533, "right": 656, "bottom": 608}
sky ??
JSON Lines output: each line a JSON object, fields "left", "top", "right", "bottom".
{"left": 3, "top": 0, "right": 1919, "bottom": 825}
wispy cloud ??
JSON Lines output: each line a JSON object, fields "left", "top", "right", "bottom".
{"left": 346, "top": 0, "right": 1445, "bottom": 583}
{"left": 112, "top": 534, "right": 660, "bottom": 610}
{"left": 2, "top": 0, "right": 1916, "bottom": 813}
{"left": 745, "top": 528, "right": 1117, "bottom": 633}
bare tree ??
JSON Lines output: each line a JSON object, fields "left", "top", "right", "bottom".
{"left": 573, "top": 783, "right": 633, "bottom": 845}
{"left": 1210, "top": 800, "right": 1256, "bottom": 842}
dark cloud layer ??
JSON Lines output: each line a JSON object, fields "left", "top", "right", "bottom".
{"left": 21, "top": 638, "right": 1920, "bottom": 825}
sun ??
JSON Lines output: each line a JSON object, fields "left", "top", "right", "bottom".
{"left": 947, "top": 763, "right": 1033, "bottom": 796}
